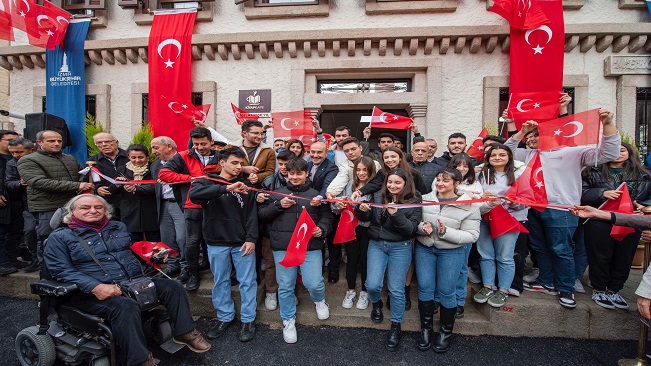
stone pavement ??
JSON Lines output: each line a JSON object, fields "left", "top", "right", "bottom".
{"left": 1, "top": 264, "right": 643, "bottom": 340}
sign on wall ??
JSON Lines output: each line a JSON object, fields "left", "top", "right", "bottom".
{"left": 239, "top": 89, "right": 271, "bottom": 114}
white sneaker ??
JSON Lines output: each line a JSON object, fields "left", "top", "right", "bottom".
{"left": 315, "top": 300, "right": 330, "bottom": 320}
{"left": 574, "top": 279, "right": 586, "bottom": 294}
{"left": 265, "top": 292, "right": 277, "bottom": 311}
{"left": 282, "top": 318, "right": 297, "bottom": 344}
{"left": 356, "top": 291, "right": 369, "bottom": 310}
{"left": 342, "top": 290, "right": 356, "bottom": 309}
{"left": 523, "top": 268, "right": 540, "bottom": 283}
{"left": 467, "top": 267, "right": 481, "bottom": 284}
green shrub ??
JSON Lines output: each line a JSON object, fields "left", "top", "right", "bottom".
{"left": 129, "top": 124, "right": 156, "bottom": 162}
{"left": 85, "top": 112, "right": 104, "bottom": 157}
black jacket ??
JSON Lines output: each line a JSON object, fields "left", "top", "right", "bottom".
{"left": 359, "top": 168, "right": 427, "bottom": 196}
{"left": 259, "top": 172, "right": 288, "bottom": 237}
{"left": 258, "top": 183, "right": 333, "bottom": 251}
{"left": 0, "top": 154, "right": 15, "bottom": 224}
{"left": 87, "top": 149, "right": 129, "bottom": 214}
{"left": 356, "top": 192, "right": 422, "bottom": 242}
{"left": 434, "top": 151, "right": 478, "bottom": 168}
{"left": 308, "top": 159, "right": 339, "bottom": 198}
{"left": 5, "top": 157, "right": 26, "bottom": 212}
{"left": 108, "top": 164, "right": 158, "bottom": 233}
{"left": 189, "top": 175, "right": 258, "bottom": 247}
{"left": 581, "top": 166, "right": 651, "bottom": 207}
{"left": 409, "top": 160, "right": 446, "bottom": 194}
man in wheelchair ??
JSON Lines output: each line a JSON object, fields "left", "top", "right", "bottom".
{"left": 43, "top": 194, "right": 211, "bottom": 366}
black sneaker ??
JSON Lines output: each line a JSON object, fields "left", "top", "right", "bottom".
{"left": 558, "top": 292, "right": 577, "bottom": 309}
{"left": 11, "top": 260, "right": 29, "bottom": 269}
{"left": 239, "top": 322, "right": 256, "bottom": 342}
{"left": 523, "top": 281, "right": 558, "bottom": 295}
{"left": 177, "top": 269, "right": 190, "bottom": 284}
{"left": 592, "top": 291, "right": 615, "bottom": 310}
{"left": 185, "top": 272, "right": 201, "bottom": 291}
{"left": 607, "top": 291, "right": 629, "bottom": 310}
{"left": 23, "top": 260, "right": 40, "bottom": 273}
{"left": 206, "top": 320, "right": 232, "bottom": 339}
{"left": 0, "top": 264, "right": 18, "bottom": 276}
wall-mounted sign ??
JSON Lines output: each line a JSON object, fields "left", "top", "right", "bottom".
{"left": 239, "top": 89, "right": 271, "bottom": 113}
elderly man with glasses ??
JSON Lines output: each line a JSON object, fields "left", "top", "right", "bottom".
{"left": 87, "top": 132, "right": 129, "bottom": 220}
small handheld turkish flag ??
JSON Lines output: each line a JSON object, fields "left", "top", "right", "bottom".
{"left": 279, "top": 208, "right": 317, "bottom": 267}
{"left": 490, "top": 0, "right": 549, "bottom": 30}
{"left": 162, "top": 95, "right": 210, "bottom": 123}
{"left": 370, "top": 107, "right": 413, "bottom": 130}
{"left": 231, "top": 103, "right": 259, "bottom": 125}
{"left": 598, "top": 183, "right": 635, "bottom": 242}
{"left": 271, "top": 110, "right": 317, "bottom": 146}
{"left": 504, "top": 151, "right": 548, "bottom": 212}
{"left": 333, "top": 204, "right": 358, "bottom": 244}
{"left": 131, "top": 241, "right": 179, "bottom": 270}
{"left": 485, "top": 204, "right": 529, "bottom": 240}
{"left": 537, "top": 109, "right": 601, "bottom": 151}
{"left": 467, "top": 128, "right": 489, "bottom": 160}
{"left": 508, "top": 91, "right": 560, "bottom": 123}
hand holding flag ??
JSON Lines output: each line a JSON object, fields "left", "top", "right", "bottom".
{"left": 131, "top": 241, "right": 179, "bottom": 270}
{"left": 537, "top": 109, "right": 601, "bottom": 151}
{"left": 467, "top": 128, "right": 489, "bottom": 160}
{"left": 598, "top": 183, "right": 635, "bottom": 241}
{"left": 370, "top": 107, "right": 413, "bottom": 130}
{"left": 333, "top": 204, "right": 358, "bottom": 244}
{"left": 279, "top": 208, "right": 317, "bottom": 267}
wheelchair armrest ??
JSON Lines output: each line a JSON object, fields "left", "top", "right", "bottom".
{"left": 30, "top": 279, "right": 79, "bottom": 297}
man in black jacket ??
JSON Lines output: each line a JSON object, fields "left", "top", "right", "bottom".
{"left": 257, "top": 150, "right": 295, "bottom": 311}
{"left": 189, "top": 147, "right": 258, "bottom": 343}
{"left": 258, "top": 158, "right": 333, "bottom": 344}
{"left": 0, "top": 130, "right": 21, "bottom": 275}
{"left": 87, "top": 133, "right": 129, "bottom": 220}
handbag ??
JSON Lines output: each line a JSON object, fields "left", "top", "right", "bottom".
{"left": 73, "top": 233, "right": 159, "bottom": 311}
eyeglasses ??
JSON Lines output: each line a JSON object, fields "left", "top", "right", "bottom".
{"left": 95, "top": 140, "right": 116, "bottom": 146}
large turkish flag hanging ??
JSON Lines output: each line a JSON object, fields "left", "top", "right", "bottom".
{"left": 148, "top": 9, "right": 196, "bottom": 151}
{"left": 509, "top": 0, "right": 564, "bottom": 128}
{"left": 0, "top": 0, "right": 14, "bottom": 41}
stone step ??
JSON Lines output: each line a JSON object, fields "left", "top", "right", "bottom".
{"left": 2, "top": 264, "right": 643, "bottom": 340}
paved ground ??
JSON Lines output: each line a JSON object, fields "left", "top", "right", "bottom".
{"left": 1, "top": 296, "right": 640, "bottom": 366}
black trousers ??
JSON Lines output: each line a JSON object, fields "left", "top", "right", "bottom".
{"left": 584, "top": 220, "right": 640, "bottom": 292}
{"left": 327, "top": 213, "right": 342, "bottom": 275}
{"left": 510, "top": 222, "right": 529, "bottom": 293}
{"left": 129, "top": 231, "right": 162, "bottom": 244}
{"left": 345, "top": 226, "right": 369, "bottom": 291}
{"left": 184, "top": 208, "right": 204, "bottom": 272}
{"left": 72, "top": 278, "right": 196, "bottom": 366}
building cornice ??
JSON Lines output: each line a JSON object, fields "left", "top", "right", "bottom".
{"left": 0, "top": 23, "right": 649, "bottom": 70}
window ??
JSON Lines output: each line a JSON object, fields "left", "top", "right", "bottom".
{"left": 255, "top": 0, "right": 318, "bottom": 4}
{"left": 318, "top": 80, "right": 411, "bottom": 94}
{"left": 146, "top": 0, "right": 214, "bottom": 10}
{"left": 497, "top": 87, "right": 575, "bottom": 136}
{"left": 42, "top": 95, "right": 97, "bottom": 118}
{"left": 61, "top": 0, "right": 106, "bottom": 16}
{"left": 636, "top": 88, "right": 651, "bottom": 160}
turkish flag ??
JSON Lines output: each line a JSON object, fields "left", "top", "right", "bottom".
{"left": 0, "top": 0, "right": 14, "bottom": 41}
{"left": 10, "top": 0, "right": 38, "bottom": 37}
{"left": 467, "top": 128, "right": 489, "bottom": 160}
{"left": 504, "top": 151, "right": 548, "bottom": 211}
{"left": 279, "top": 208, "right": 317, "bottom": 267}
{"left": 508, "top": 91, "right": 560, "bottom": 122}
{"left": 27, "top": 1, "right": 70, "bottom": 50}
{"left": 509, "top": 0, "right": 564, "bottom": 122}
{"left": 537, "top": 109, "right": 601, "bottom": 151}
{"left": 231, "top": 103, "right": 259, "bottom": 125}
{"left": 131, "top": 241, "right": 179, "bottom": 270}
{"left": 272, "top": 110, "right": 317, "bottom": 146}
{"left": 148, "top": 9, "right": 196, "bottom": 152}
{"left": 599, "top": 183, "right": 635, "bottom": 241}
{"left": 485, "top": 204, "right": 529, "bottom": 240}
{"left": 371, "top": 106, "right": 413, "bottom": 130}
{"left": 490, "top": 0, "right": 549, "bottom": 30}
{"left": 333, "top": 204, "right": 358, "bottom": 244}
{"left": 162, "top": 95, "right": 210, "bottom": 124}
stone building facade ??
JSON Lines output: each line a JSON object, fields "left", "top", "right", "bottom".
{"left": 0, "top": 0, "right": 649, "bottom": 153}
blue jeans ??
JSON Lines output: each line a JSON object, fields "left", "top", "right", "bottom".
{"left": 207, "top": 245, "right": 257, "bottom": 323}
{"left": 527, "top": 209, "right": 577, "bottom": 293}
{"left": 365, "top": 239, "right": 412, "bottom": 323}
{"left": 456, "top": 244, "right": 472, "bottom": 306}
{"left": 477, "top": 220, "right": 519, "bottom": 291}
{"left": 415, "top": 242, "right": 466, "bottom": 309}
{"left": 273, "top": 250, "right": 325, "bottom": 321}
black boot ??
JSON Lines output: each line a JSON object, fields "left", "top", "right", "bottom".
{"left": 386, "top": 296, "right": 390, "bottom": 311}
{"left": 455, "top": 305, "right": 465, "bottom": 319}
{"left": 185, "top": 271, "right": 201, "bottom": 291}
{"left": 371, "top": 300, "right": 384, "bottom": 323}
{"left": 404, "top": 285, "right": 412, "bottom": 311}
{"left": 385, "top": 322, "right": 401, "bottom": 352}
{"left": 23, "top": 259, "right": 40, "bottom": 273}
{"left": 177, "top": 268, "right": 190, "bottom": 284}
{"left": 434, "top": 306, "right": 456, "bottom": 353}
{"left": 433, "top": 301, "right": 440, "bottom": 314}
{"left": 417, "top": 300, "right": 434, "bottom": 351}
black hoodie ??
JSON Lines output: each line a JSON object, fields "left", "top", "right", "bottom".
{"left": 258, "top": 182, "right": 333, "bottom": 251}
{"left": 189, "top": 174, "right": 258, "bottom": 247}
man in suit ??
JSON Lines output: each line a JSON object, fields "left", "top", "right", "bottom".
{"left": 308, "top": 142, "right": 338, "bottom": 201}
{"left": 150, "top": 136, "right": 186, "bottom": 278}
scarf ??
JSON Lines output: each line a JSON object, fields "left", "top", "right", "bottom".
{"left": 126, "top": 161, "right": 149, "bottom": 181}
{"left": 68, "top": 216, "right": 110, "bottom": 233}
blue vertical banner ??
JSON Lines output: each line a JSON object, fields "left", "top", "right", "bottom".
{"left": 45, "top": 19, "right": 90, "bottom": 164}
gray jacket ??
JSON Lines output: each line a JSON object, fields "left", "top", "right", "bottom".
{"left": 416, "top": 192, "right": 480, "bottom": 249}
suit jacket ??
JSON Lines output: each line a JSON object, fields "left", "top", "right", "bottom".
{"left": 308, "top": 159, "right": 338, "bottom": 198}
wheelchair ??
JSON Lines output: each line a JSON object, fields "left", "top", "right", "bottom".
{"left": 15, "top": 279, "right": 183, "bottom": 366}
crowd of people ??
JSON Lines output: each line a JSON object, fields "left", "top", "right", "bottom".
{"left": 3, "top": 93, "right": 651, "bottom": 365}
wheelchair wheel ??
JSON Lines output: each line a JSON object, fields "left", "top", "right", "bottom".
{"left": 89, "top": 356, "right": 110, "bottom": 366}
{"left": 15, "top": 326, "right": 56, "bottom": 366}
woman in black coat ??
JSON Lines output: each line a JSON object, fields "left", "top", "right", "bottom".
{"left": 581, "top": 142, "right": 651, "bottom": 311}
{"left": 109, "top": 144, "right": 160, "bottom": 243}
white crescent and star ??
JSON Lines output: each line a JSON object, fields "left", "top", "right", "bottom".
{"left": 280, "top": 118, "right": 292, "bottom": 131}
{"left": 157, "top": 38, "right": 182, "bottom": 68}
{"left": 167, "top": 102, "right": 183, "bottom": 114}
{"left": 296, "top": 223, "right": 308, "bottom": 249}
{"left": 343, "top": 209, "right": 355, "bottom": 224}
{"left": 56, "top": 16, "right": 69, "bottom": 26}
{"left": 516, "top": 98, "right": 532, "bottom": 112}
{"left": 562, "top": 121, "right": 584, "bottom": 138}
{"left": 379, "top": 112, "right": 388, "bottom": 123}
{"left": 534, "top": 167, "right": 544, "bottom": 188}
{"left": 36, "top": 15, "right": 50, "bottom": 28}
{"left": 195, "top": 110, "right": 207, "bottom": 122}
{"left": 525, "top": 25, "right": 553, "bottom": 55}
